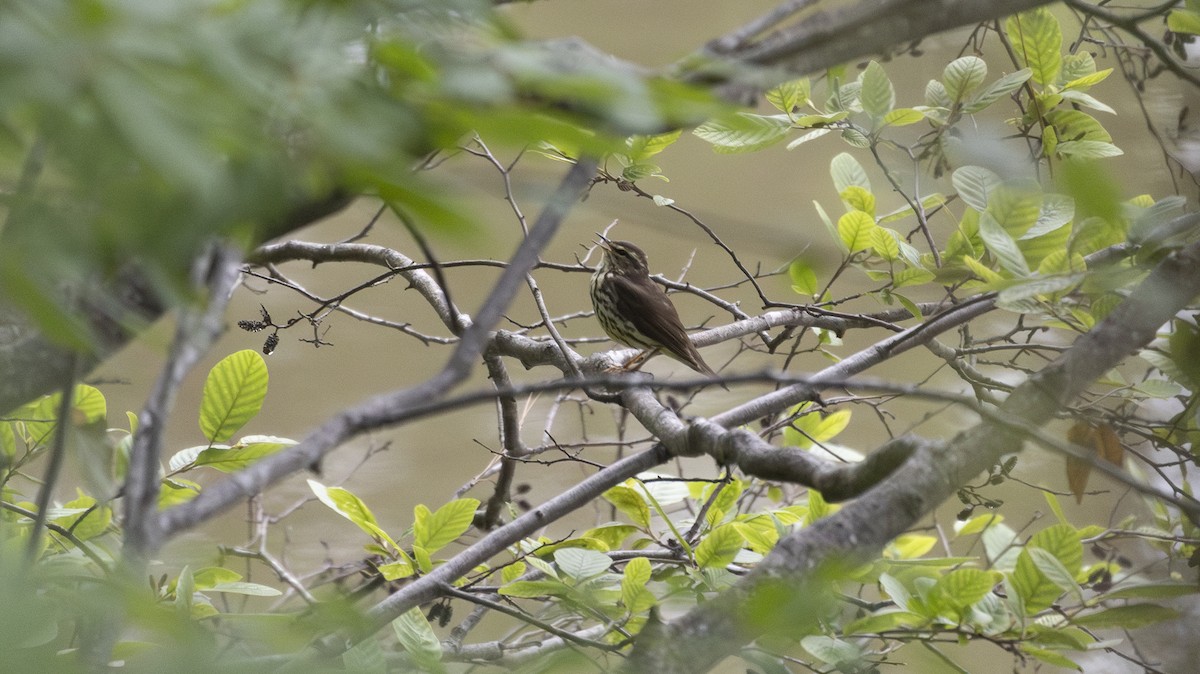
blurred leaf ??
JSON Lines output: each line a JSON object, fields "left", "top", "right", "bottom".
{"left": 830, "top": 152, "right": 871, "bottom": 192}
{"left": 789, "top": 259, "right": 819, "bottom": 296}
{"left": 693, "top": 112, "right": 790, "bottom": 153}
{"left": 392, "top": 609, "right": 445, "bottom": 674}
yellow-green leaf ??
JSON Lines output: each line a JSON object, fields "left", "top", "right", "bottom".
{"left": 838, "top": 210, "right": 877, "bottom": 253}
{"left": 199, "top": 350, "right": 268, "bottom": 443}
{"left": 882, "top": 108, "right": 926, "bottom": 127}
{"left": 604, "top": 485, "right": 651, "bottom": 528}
{"left": 1006, "top": 8, "right": 1062, "bottom": 86}
{"left": 621, "top": 557, "right": 655, "bottom": 612}
{"left": 789, "top": 258, "right": 819, "bottom": 296}
{"left": 414, "top": 498, "right": 479, "bottom": 555}
{"left": 694, "top": 523, "right": 743, "bottom": 568}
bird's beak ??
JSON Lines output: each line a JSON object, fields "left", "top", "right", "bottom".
{"left": 594, "top": 233, "right": 612, "bottom": 251}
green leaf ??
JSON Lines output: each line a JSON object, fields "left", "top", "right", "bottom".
{"left": 879, "top": 573, "right": 915, "bottom": 613}
{"left": 603, "top": 485, "right": 651, "bottom": 528}
{"left": 1103, "top": 582, "right": 1200, "bottom": 600}
{"left": 840, "top": 185, "right": 876, "bottom": 215}
{"left": 845, "top": 609, "right": 924, "bottom": 635}
{"left": 554, "top": 547, "right": 611, "bottom": 580}
{"left": 840, "top": 127, "right": 870, "bottom": 147}
{"left": 1025, "top": 193, "right": 1075, "bottom": 238}
{"left": 765, "top": 78, "right": 810, "bottom": 113}
{"left": 870, "top": 227, "right": 900, "bottom": 261}
{"left": 1021, "top": 645, "right": 1081, "bottom": 671}
{"left": 1031, "top": 524, "right": 1083, "bottom": 574}
{"left": 1006, "top": 8, "right": 1062, "bottom": 86}
{"left": 378, "top": 559, "right": 416, "bottom": 581}
{"left": 893, "top": 267, "right": 934, "bottom": 289}
{"left": 158, "top": 478, "right": 201, "bottom": 508}
{"left": 193, "top": 436, "right": 295, "bottom": 473}
{"left": 792, "top": 111, "right": 850, "bottom": 127}
{"left": 1169, "top": 8, "right": 1200, "bottom": 35}
{"left": 621, "top": 557, "right": 654, "bottom": 612}
{"left": 308, "top": 479, "right": 402, "bottom": 554}
{"left": 788, "top": 259, "right": 818, "bottom": 296}
{"left": 52, "top": 491, "right": 112, "bottom": 541}
{"left": 801, "top": 635, "right": 862, "bottom": 667}
{"left": 963, "top": 68, "right": 1032, "bottom": 113}
{"left": 343, "top": 636, "right": 386, "bottom": 673}
{"left": 1056, "top": 140, "right": 1123, "bottom": 159}
{"left": 625, "top": 130, "right": 682, "bottom": 161}
{"left": 996, "top": 274, "right": 1082, "bottom": 307}
{"left": 956, "top": 513, "right": 1005, "bottom": 536}
{"left": 208, "top": 582, "right": 283, "bottom": 597}
{"left": 1027, "top": 547, "right": 1083, "bottom": 602}
{"left": 978, "top": 212, "right": 1030, "bottom": 276}
{"left": 693, "top": 112, "right": 791, "bottom": 153}
{"left": 1059, "top": 90, "right": 1115, "bottom": 115}
{"left": 860, "top": 61, "right": 895, "bottom": 122}
{"left": 928, "top": 568, "right": 998, "bottom": 619}
{"left": 0, "top": 421, "right": 15, "bottom": 460}
{"left": 414, "top": 498, "right": 479, "bottom": 555}
{"left": 72, "top": 385, "right": 107, "bottom": 425}
{"left": 785, "top": 127, "right": 833, "bottom": 149}
{"left": 893, "top": 292, "right": 924, "bottom": 320}
{"left": 500, "top": 579, "right": 569, "bottom": 598}
{"left": 807, "top": 409, "right": 851, "bottom": 443}
{"left": 952, "top": 166, "right": 1001, "bottom": 212}
{"left": 926, "top": 79, "right": 952, "bottom": 108}
{"left": 888, "top": 533, "right": 937, "bottom": 559}
{"left": 703, "top": 480, "right": 744, "bottom": 527}
{"left": 199, "top": 350, "right": 268, "bottom": 443}
{"left": 838, "top": 210, "right": 877, "bottom": 253}
{"left": 175, "top": 566, "right": 195, "bottom": 613}
{"left": 830, "top": 152, "right": 870, "bottom": 192}
{"left": 982, "top": 522, "right": 1022, "bottom": 573}
{"left": 392, "top": 608, "right": 445, "bottom": 674}
{"left": 310, "top": 480, "right": 379, "bottom": 528}
{"left": 881, "top": 108, "right": 926, "bottom": 127}
{"left": 1072, "top": 604, "right": 1180, "bottom": 629}
{"left": 987, "top": 181, "right": 1043, "bottom": 238}
{"left": 943, "top": 56, "right": 987, "bottom": 100}
{"left": 1012, "top": 524, "right": 1083, "bottom": 612}
{"left": 694, "top": 523, "right": 744, "bottom": 568}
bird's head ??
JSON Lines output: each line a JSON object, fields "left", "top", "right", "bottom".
{"left": 596, "top": 237, "right": 650, "bottom": 277}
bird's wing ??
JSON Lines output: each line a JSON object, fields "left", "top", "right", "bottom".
{"left": 609, "top": 274, "right": 713, "bottom": 374}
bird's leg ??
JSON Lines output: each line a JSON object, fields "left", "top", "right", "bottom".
{"left": 622, "top": 349, "right": 656, "bottom": 371}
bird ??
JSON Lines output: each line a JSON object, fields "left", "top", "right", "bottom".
{"left": 589, "top": 237, "right": 719, "bottom": 378}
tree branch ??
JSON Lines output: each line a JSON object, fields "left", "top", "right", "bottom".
{"left": 624, "top": 235, "right": 1200, "bottom": 673}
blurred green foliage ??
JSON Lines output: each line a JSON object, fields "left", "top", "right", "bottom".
{"left": 0, "top": 0, "right": 719, "bottom": 347}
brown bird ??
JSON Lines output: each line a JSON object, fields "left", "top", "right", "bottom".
{"left": 590, "top": 238, "right": 718, "bottom": 377}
